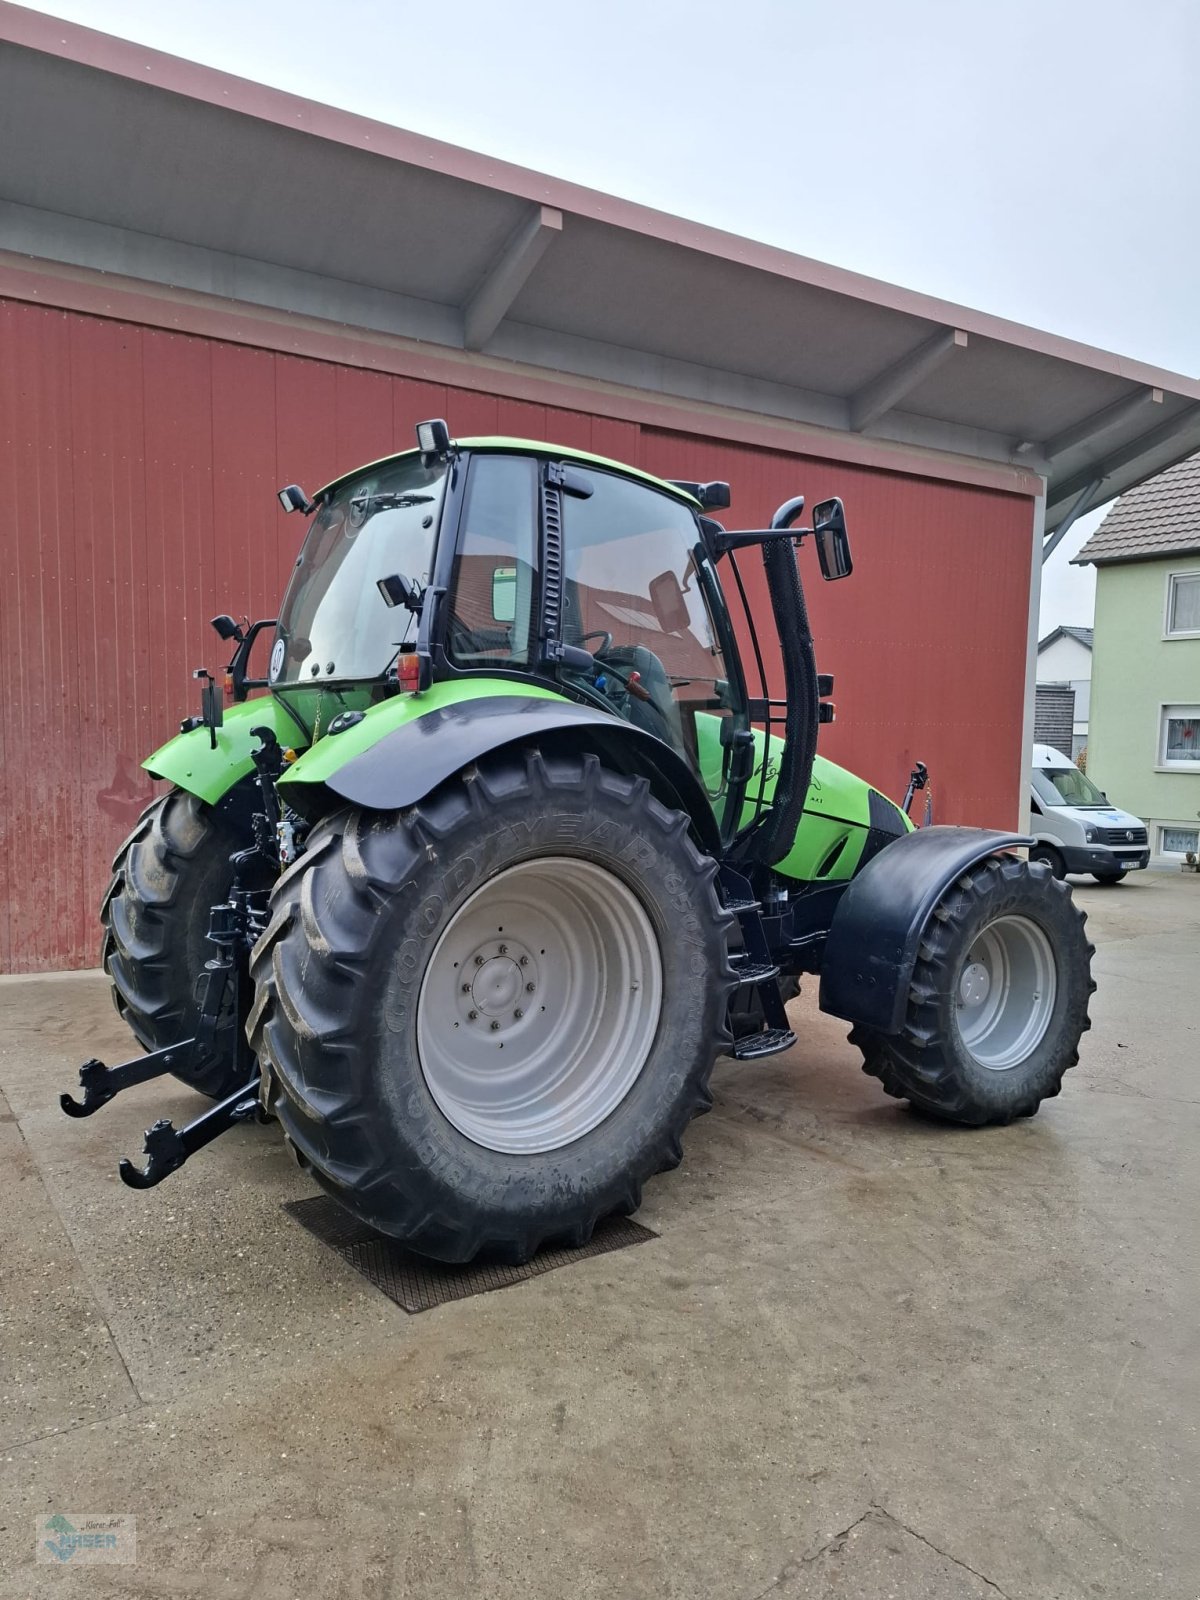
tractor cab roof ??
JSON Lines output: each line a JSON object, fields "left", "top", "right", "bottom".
{"left": 314, "top": 437, "right": 702, "bottom": 508}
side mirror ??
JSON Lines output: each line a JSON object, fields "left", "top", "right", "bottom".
{"left": 492, "top": 566, "right": 517, "bottom": 623}
{"left": 812, "top": 498, "right": 853, "bottom": 581}
{"left": 648, "top": 569, "right": 691, "bottom": 634}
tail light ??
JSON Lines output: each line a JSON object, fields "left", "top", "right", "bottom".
{"left": 397, "top": 653, "right": 421, "bottom": 693}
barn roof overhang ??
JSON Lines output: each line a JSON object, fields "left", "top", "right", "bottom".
{"left": 2, "top": 1, "right": 1199, "bottom": 536}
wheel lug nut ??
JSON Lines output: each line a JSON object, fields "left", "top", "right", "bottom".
{"left": 519, "top": 955, "right": 529, "bottom": 967}
{"left": 498, "top": 944, "right": 508, "bottom": 955}
{"left": 490, "top": 1020, "right": 500, "bottom": 1031}
{"left": 514, "top": 1008, "right": 523, "bottom": 1019}
{"left": 474, "top": 955, "right": 484, "bottom": 966}
{"left": 525, "top": 981, "right": 535, "bottom": 993}
{"left": 468, "top": 1010, "right": 478, "bottom": 1021}
{"left": 461, "top": 983, "right": 471, "bottom": 993}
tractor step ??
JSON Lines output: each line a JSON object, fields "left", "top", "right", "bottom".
{"left": 731, "top": 1026, "right": 796, "bottom": 1061}
{"left": 723, "top": 897, "right": 761, "bottom": 916}
{"left": 729, "top": 954, "right": 780, "bottom": 987}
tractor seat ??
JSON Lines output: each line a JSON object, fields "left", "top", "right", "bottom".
{"left": 624, "top": 644, "right": 685, "bottom": 754}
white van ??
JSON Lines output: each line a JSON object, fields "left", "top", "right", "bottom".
{"left": 1029, "top": 744, "right": 1149, "bottom": 883}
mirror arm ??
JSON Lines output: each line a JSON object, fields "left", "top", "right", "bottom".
{"left": 710, "top": 527, "right": 809, "bottom": 555}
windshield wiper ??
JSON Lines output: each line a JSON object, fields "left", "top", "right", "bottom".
{"left": 349, "top": 491, "right": 435, "bottom": 514}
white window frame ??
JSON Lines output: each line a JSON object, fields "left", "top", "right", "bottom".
{"left": 1163, "top": 567, "right": 1200, "bottom": 640}
{"left": 1158, "top": 823, "right": 1199, "bottom": 857}
{"left": 1157, "top": 703, "right": 1200, "bottom": 771}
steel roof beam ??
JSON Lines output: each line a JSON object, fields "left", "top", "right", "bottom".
{"left": 462, "top": 204, "right": 562, "bottom": 351}
{"left": 1022, "top": 385, "right": 1164, "bottom": 463}
{"left": 1041, "top": 479, "right": 1102, "bottom": 563}
{"left": 849, "top": 327, "right": 968, "bottom": 433}
{"left": 1047, "top": 401, "right": 1200, "bottom": 515}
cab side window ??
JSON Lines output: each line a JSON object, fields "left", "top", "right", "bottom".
{"left": 447, "top": 456, "right": 538, "bottom": 667}
{"left": 559, "top": 470, "right": 734, "bottom": 779}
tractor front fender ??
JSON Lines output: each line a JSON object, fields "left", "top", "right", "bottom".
{"left": 143, "top": 696, "right": 308, "bottom": 806}
{"left": 818, "top": 825, "right": 1033, "bottom": 1033}
{"left": 281, "top": 691, "right": 723, "bottom": 856}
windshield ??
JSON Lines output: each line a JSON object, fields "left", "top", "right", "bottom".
{"left": 271, "top": 456, "right": 447, "bottom": 685}
{"left": 1032, "top": 765, "right": 1108, "bottom": 808}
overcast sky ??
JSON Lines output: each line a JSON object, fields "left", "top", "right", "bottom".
{"left": 26, "top": 0, "right": 1200, "bottom": 631}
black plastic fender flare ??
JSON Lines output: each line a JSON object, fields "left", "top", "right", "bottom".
{"left": 818, "top": 825, "right": 1033, "bottom": 1033}
{"left": 319, "top": 694, "right": 724, "bottom": 856}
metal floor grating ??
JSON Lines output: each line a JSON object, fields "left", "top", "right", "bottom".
{"left": 284, "top": 1194, "right": 656, "bottom": 1313}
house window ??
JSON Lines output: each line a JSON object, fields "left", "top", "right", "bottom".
{"left": 1165, "top": 571, "right": 1200, "bottom": 638}
{"left": 1159, "top": 705, "right": 1200, "bottom": 769}
{"left": 1160, "top": 825, "right": 1199, "bottom": 856}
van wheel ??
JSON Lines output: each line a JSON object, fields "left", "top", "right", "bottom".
{"left": 1029, "top": 844, "right": 1065, "bottom": 880}
{"left": 1091, "top": 870, "right": 1126, "bottom": 884}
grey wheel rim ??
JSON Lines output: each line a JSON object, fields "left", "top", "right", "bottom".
{"left": 415, "top": 857, "right": 663, "bottom": 1153}
{"left": 954, "top": 914, "right": 1057, "bottom": 1071}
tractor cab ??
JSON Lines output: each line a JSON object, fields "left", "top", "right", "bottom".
{"left": 267, "top": 431, "right": 854, "bottom": 862}
{"left": 269, "top": 437, "right": 760, "bottom": 842}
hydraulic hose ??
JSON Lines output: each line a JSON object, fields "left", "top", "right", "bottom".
{"left": 754, "top": 535, "right": 819, "bottom": 867}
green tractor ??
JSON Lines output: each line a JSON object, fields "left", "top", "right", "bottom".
{"left": 64, "top": 422, "right": 1094, "bottom": 1262}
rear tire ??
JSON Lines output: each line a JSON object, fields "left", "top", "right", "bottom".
{"left": 101, "top": 789, "right": 248, "bottom": 1099}
{"left": 852, "top": 855, "right": 1094, "bottom": 1125}
{"left": 248, "top": 751, "right": 735, "bottom": 1263}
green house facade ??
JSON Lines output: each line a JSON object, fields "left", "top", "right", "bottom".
{"left": 1075, "top": 455, "right": 1200, "bottom": 863}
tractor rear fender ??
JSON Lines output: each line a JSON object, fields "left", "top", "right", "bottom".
{"left": 279, "top": 690, "right": 723, "bottom": 856}
{"left": 818, "top": 825, "right": 1033, "bottom": 1033}
{"left": 143, "top": 696, "right": 309, "bottom": 807}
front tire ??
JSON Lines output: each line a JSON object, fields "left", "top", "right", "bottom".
{"left": 248, "top": 751, "right": 734, "bottom": 1263}
{"left": 1092, "top": 870, "right": 1127, "bottom": 884}
{"left": 101, "top": 789, "right": 249, "bottom": 1099}
{"left": 852, "top": 855, "right": 1094, "bottom": 1125}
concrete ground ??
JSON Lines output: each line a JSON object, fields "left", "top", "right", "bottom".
{"left": 1, "top": 872, "right": 1197, "bottom": 1599}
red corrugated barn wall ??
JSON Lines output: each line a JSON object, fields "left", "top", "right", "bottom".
{"left": 0, "top": 299, "right": 1035, "bottom": 972}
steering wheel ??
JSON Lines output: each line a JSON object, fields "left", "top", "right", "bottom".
{"left": 579, "top": 630, "right": 614, "bottom": 655}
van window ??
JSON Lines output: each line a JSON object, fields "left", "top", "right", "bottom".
{"left": 1032, "top": 766, "right": 1107, "bottom": 808}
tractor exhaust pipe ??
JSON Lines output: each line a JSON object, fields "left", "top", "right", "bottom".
{"left": 750, "top": 500, "right": 820, "bottom": 867}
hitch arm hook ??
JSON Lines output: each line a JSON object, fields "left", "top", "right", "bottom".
{"left": 119, "top": 1077, "right": 263, "bottom": 1189}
